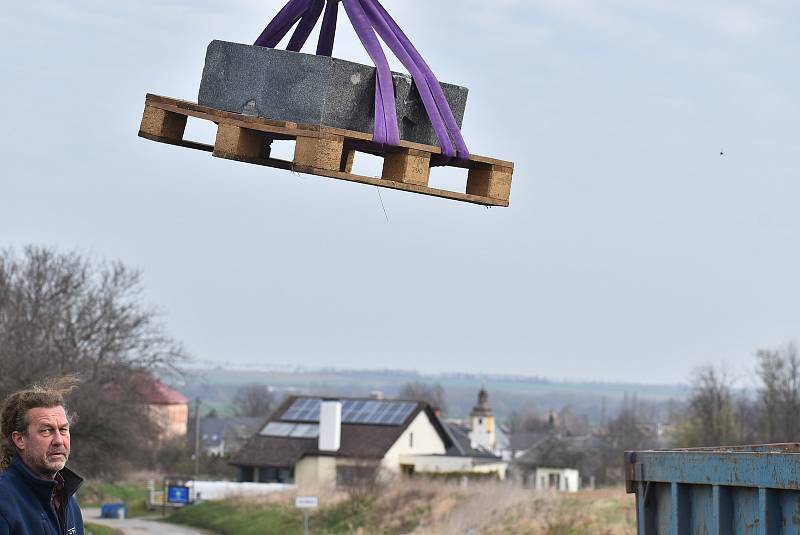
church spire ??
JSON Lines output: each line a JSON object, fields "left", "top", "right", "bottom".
{"left": 471, "top": 381, "right": 492, "bottom": 417}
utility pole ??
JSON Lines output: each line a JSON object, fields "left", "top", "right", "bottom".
{"left": 194, "top": 396, "right": 201, "bottom": 477}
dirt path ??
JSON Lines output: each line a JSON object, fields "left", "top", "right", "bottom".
{"left": 82, "top": 508, "right": 212, "bottom": 535}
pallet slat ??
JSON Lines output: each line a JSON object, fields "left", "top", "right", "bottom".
{"left": 138, "top": 94, "right": 514, "bottom": 206}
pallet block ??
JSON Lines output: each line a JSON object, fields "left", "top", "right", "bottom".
{"left": 382, "top": 148, "right": 431, "bottom": 187}
{"left": 138, "top": 94, "right": 514, "bottom": 206}
{"left": 295, "top": 134, "right": 344, "bottom": 172}
{"left": 140, "top": 106, "right": 187, "bottom": 142}
{"left": 467, "top": 163, "right": 513, "bottom": 201}
{"left": 214, "top": 124, "right": 272, "bottom": 160}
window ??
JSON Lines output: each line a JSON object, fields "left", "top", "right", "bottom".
{"left": 257, "top": 466, "right": 294, "bottom": 484}
{"left": 239, "top": 466, "right": 255, "bottom": 482}
{"left": 400, "top": 464, "right": 415, "bottom": 476}
{"left": 277, "top": 468, "right": 294, "bottom": 483}
{"left": 409, "top": 432, "right": 414, "bottom": 448}
{"left": 258, "top": 467, "right": 277, "bottom": 483}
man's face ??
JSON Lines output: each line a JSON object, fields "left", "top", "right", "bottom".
{"left": 12, "top": 405, "right": 71, "bottom": 479}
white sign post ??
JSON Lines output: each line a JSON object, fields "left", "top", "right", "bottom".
{"left": 295, "top": 496, "right": 319, "bottom": 535}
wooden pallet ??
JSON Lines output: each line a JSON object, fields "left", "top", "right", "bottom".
{"left": 138, "top": 94, "right": 513, "bottom": 207}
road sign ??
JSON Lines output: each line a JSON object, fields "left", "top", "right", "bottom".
{"left": 167, "top": 485, "right": 190, "bottom": 504}
{"left": 295, "top": 496, "right": 319, "bottom": 535}
{"left": 295, "top": 496, "right": 319, "bottom": 509}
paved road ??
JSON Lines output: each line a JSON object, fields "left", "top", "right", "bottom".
{"left": 82, "top": 508, "right": 210, "bottom": 535}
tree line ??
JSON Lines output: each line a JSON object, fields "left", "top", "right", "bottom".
{"left": 674, "top": 343, "right": 800, "bottom": 447}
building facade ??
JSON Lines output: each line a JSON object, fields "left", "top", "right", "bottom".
{"left": 131, "top": 374, "right": 189, "bottom": 442}
{"left": 231, "top": 392, "right": 508, "bottom": 487}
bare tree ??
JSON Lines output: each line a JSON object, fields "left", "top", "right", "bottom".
{"left": 734, "top": 392, "right": 761, "bottom": 445}
{"left": 756, "top": 342, "right": 800, "bottom": 442}
{"left": 607, "top": 407, "right": 656, "bottom": 453}
{"left": 232, "top": 383, "right": 276, "bottom": 418}
{"left": 0, "top": 246, "right": 187, "bottom": 476}
{"left": 398, "top": 382, "right": 447, "bottom": 413}
{"left": 672, "top": 365, "right": 738, "bottom": 447}
{"left": 507, "top": 408, "right": 550, "bottom": 434}
{"left": 528, "top": 434, "right": 584, "bottom": 469}
{"left": 591, "top": 395, "right": 659, "bottom": 485}
{"left": 557, "top": 406, "right": 592, "bottom": 436}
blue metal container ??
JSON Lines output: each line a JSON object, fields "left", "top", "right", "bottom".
{"left": 625, "top": 444, "right": 800, "bottom": 534}
{"left": 99, "top": 502, "right": 127, "bottom": 519}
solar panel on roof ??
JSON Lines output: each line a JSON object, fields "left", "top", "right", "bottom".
{"left": 289, "top": 424, "right": 319, "bottom": 438}
{"left": 282, "top": 398, "right": 321, "bottom": 422}
{"left": 260, "top": 422, "right": 295, "bottom": 437}
{"left": 378, "top": 410, "right": 394, "bottom": 424}
{"left": 281, "top": 398, "right": 417, "bottom": 426}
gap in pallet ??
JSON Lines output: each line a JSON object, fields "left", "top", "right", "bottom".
{"left": 428, "top": 165, "right": 468, "bottom": 193}
{"left": 269, "top": 139, "right": 295, "bottom": 161}
{"left": 350, "top": 151, "right": 384, "bottom": 178}
{"left": 184, "top": 117, "right": 217, "bottom": 146}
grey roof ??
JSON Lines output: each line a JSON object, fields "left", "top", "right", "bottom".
{"left": 200, "top": 418, "right": 226, "bottom": 448}
{"left": 225, "top": 417, "right": 264, "bottom": 437}
{"left": 201, "top": 417, "right": 263, "bottom": 449}
{"left": 441, "top": 422, "right": 502, "bottom": 460}
{"left": 495, "top": 426, "right": 510, "bottom": 450}
{"left": 231, "top": 396, "right": 451, "bottom": 468}
{"left": 508, "top": 431, "right": 549, "bottom": 452}
{"left": 514, "top": 433, "right": 598, "bottom": 469}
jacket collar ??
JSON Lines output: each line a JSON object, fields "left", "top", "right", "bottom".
{"left": 10, "top": 455, "right": 84, "bottom": 502}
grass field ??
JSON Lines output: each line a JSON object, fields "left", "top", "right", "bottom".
{"left": 166, "top": 481, "right": 636, "bottom": 535}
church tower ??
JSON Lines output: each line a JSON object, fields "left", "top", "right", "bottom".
{"left": 468, "top": 383, "right": 496, "bottom": 452}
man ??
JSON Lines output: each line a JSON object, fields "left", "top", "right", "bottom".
{"left": 0, "top": 377, "right": 84, "bottom": 535}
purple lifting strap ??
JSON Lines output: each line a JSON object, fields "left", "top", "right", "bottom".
{"left": 254, "top": 0, "right": 310, "bottom": 48}
{"left": 287, "top": 0, "right": 325, "bottom": 52}
{"left": 368, "top": 0, "right": 469, "bottom": 161}
{"left": 254, "top": 0, "right": 468, "bottom": 161}
{"left": 342, "top": 0, "right": 399, "bottom": 146}
{"left": 316, "top": 0, "right": 339, "bottom": 56}
{"left": 361, "top": 0, "right": 459, "bottom": 159}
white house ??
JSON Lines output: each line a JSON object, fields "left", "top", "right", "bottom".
{"left": 531, "top": 467, "right": 580, "bottom": 492}
{"left": 231, "top": 393, "right": 508, "bottom": 487}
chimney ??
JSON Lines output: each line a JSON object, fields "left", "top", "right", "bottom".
{"left": 370, "top": 391, "right": 384, "bottom": 400}
{"left": 318, "top": 400, "right": 341, "bottom": 452}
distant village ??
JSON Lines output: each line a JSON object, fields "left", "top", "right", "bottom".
{"left": 138, "top": 372, "right": 674, "bottom": 494}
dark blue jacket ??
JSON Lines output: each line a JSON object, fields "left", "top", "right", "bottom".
{"left": 0, "top": 455, "right": 84, "bottom": 535}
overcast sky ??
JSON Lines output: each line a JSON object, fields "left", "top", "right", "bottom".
{"left": 1, "top": 1, "right": 797, "bottom": 384}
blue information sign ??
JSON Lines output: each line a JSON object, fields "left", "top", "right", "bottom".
{"left": 167, "top": 485, "right": 190, "bottom": 504}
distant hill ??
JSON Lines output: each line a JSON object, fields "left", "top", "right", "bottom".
{"left": 170, "top": 362, "right": 688, "bottom": 422}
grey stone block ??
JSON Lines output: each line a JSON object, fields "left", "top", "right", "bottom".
{"left": 198, "top": 40, "right": 468, "bottom": 147}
